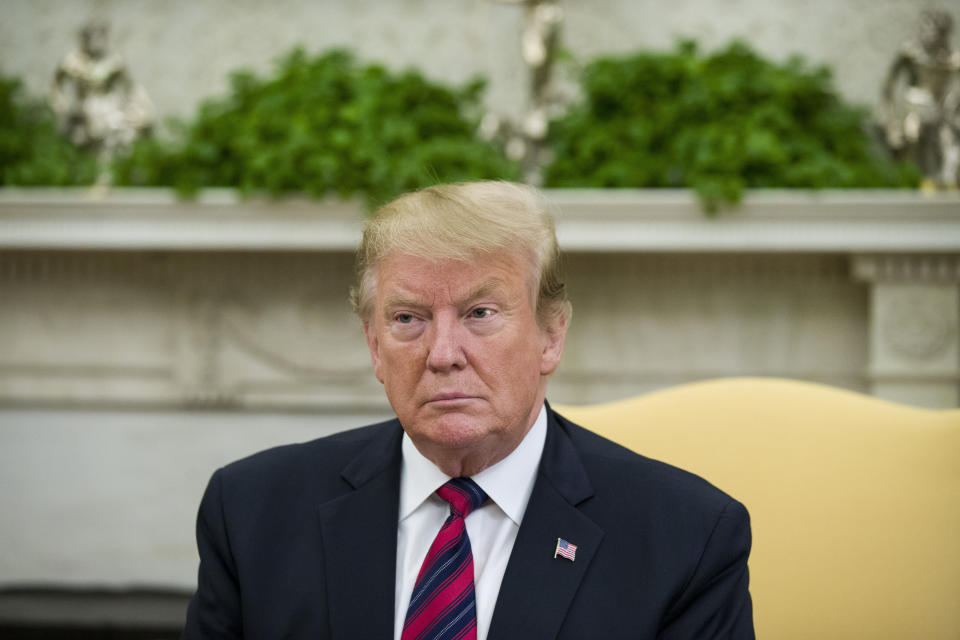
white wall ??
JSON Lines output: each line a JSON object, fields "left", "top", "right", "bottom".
{"left": 0, "top": 408, "right": 390, "bottom": 589}
{"left": 3, "top": 0, "right": 959, "bottom": 126}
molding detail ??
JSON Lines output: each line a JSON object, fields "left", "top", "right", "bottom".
{"left": 552, "top": 190, "right": 960, "bottom": 253}
{"left": 0, "top": 251, "right": 378, "bottom": 409}
{"left": 174, "top": 291, "right": 228, "bottom": 406}
{"left": 1, "top": 188, "right": 959, "bottom": 253}
{"left": 852, "top": 255, "right": 960, "bottom": 283}
{"left": 881, "top": 289, "right": 955, "bottom": 360}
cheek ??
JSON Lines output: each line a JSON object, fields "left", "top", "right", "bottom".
{"left": 379, "top": 343, "right": 420, "bottom": 386}
{"left": 488, "top": 337, "right": 543, "bottom": 384}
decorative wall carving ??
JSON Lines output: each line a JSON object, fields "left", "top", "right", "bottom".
{"left": 881, "top": 288, "right": 955, "bottom": 359}
{"left": 0, "top": 251, "right": 379, "bottom": 409}
{"left": 0, "top": 250, "right": 874, "bottom": 408}
{"left": 852, "top": 254, "right": 960, "bottom": 282}
{"left": 853, "top": 254, "right": 960, "bottom": 406}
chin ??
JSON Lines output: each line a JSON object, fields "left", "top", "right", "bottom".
{"left": 411, "top": 413, "right": 494, "bottom": 450}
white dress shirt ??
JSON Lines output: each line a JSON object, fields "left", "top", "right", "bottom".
{"left": 393, "top": 404, "right": 547, "bottom": 640}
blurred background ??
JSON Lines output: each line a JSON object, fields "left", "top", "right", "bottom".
{"left": 1, "top": 0, "right": 959, "bottom": 636}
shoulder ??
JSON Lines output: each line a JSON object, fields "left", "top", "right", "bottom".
{"left": 212, "top": 419, "right": 401, "bottom": 502}
{"left": 551, "top": 409, "right": 746, "bottom": 526}
{"left": 223, "top": 419, "right": 398, "bottom": 471}
{"left": 547, "top": 408, "right": 751, "bottom": 603}
{"left": 544, "top": 410, "right": 754, "bottom": 635}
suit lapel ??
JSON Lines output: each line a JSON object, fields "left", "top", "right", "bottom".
{"left": 487, "top": 409, "right": 604, "bottom": 640}
{"left": 317, "top": 422, "right": 403, "bottom": 640}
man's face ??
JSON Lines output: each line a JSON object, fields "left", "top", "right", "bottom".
{"left": 363, "top": 249, "right": 566, "bottom": 474}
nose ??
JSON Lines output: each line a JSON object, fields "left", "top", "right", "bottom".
{"left": 425, "top": 312, "right": 467, "bottom": 372}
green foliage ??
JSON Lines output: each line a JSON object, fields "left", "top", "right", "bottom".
{"left": 0, "top": 75, "right": 98, "bottom": 186}
{"left": 544, "top": 41, "right": 920, "bottom": 212}
{"left": 0, "top": 42, "right": 924, "bottom": 214}
{"left": 113, "top": 48, "right": 519, "bottom": 206}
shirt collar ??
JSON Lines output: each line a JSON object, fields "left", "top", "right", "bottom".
{"left": 399, "top": 404, "right": 548, "bottom": 526}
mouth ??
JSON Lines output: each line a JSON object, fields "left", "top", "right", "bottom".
{"left": 425, "top": 392, "right": 479, "bottom": 406}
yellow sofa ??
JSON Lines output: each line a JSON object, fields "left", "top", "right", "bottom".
{"left": 557, "top": 378, "right": 960, "bottom": 639}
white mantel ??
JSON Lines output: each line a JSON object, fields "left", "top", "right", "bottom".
{"left": 1, "top": 187, "right": 958, "bottom": 411}
{"left": 0, "top": 189, "right": 960, "bottom": 408}
{"left": 1, "top": 188, "right": 958, "bottom": 253}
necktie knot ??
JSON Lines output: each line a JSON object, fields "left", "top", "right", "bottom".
{"left": 436, "top": 477, "right": 487, "bottom": 518}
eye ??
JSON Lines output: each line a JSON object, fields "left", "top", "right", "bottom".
{"left": 395, "top": 313, "right": 415, "bottom": 324}
{"left": 469, "top": 307, "right": 494, "bottom": 319}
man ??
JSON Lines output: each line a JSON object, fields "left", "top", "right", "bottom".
{"left": 183, "top": 181, "right": 754, "bottom": 639}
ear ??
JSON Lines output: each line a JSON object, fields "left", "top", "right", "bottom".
{"left": 539, "top": 314, "right": 568, "bottom": 376}
{"left": 363, "top": 320, "right": 385, "bottom": 384}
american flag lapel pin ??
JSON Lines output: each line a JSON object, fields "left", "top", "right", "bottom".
{"left": 554, "top": 537, "right": 577, "bottom": 562}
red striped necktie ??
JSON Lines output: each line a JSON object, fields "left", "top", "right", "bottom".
{"left": 401, "top": 477, "right": 489, "bottom": 640}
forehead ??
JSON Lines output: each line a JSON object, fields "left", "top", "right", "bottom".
{"left": 374, "top": 251, "right": 534, "bottom": 303}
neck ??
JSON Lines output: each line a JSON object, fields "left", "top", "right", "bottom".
{"left": 417, "top": 422, "right": 534, "bottom": 477}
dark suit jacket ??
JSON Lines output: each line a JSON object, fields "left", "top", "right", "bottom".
{"left": 183, "top": 407, "right": 754, "bottom": 639}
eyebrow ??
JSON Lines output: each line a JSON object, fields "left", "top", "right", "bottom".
{"left": 461, "top": 280, "right": 511, "bottom": 305}
{"left": 381, "top": 279, "right": 514, "bottom": 315}
{"left": 382, "top": 294, "right": 426, "bottom": 314}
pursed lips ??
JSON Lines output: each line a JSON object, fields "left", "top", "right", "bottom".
{"left": 425, "top": 392, "right": 480, "bottom": 405}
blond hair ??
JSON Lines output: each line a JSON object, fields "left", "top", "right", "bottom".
{"left": 350, "top": 181, "right": 571, "bottom": 327}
